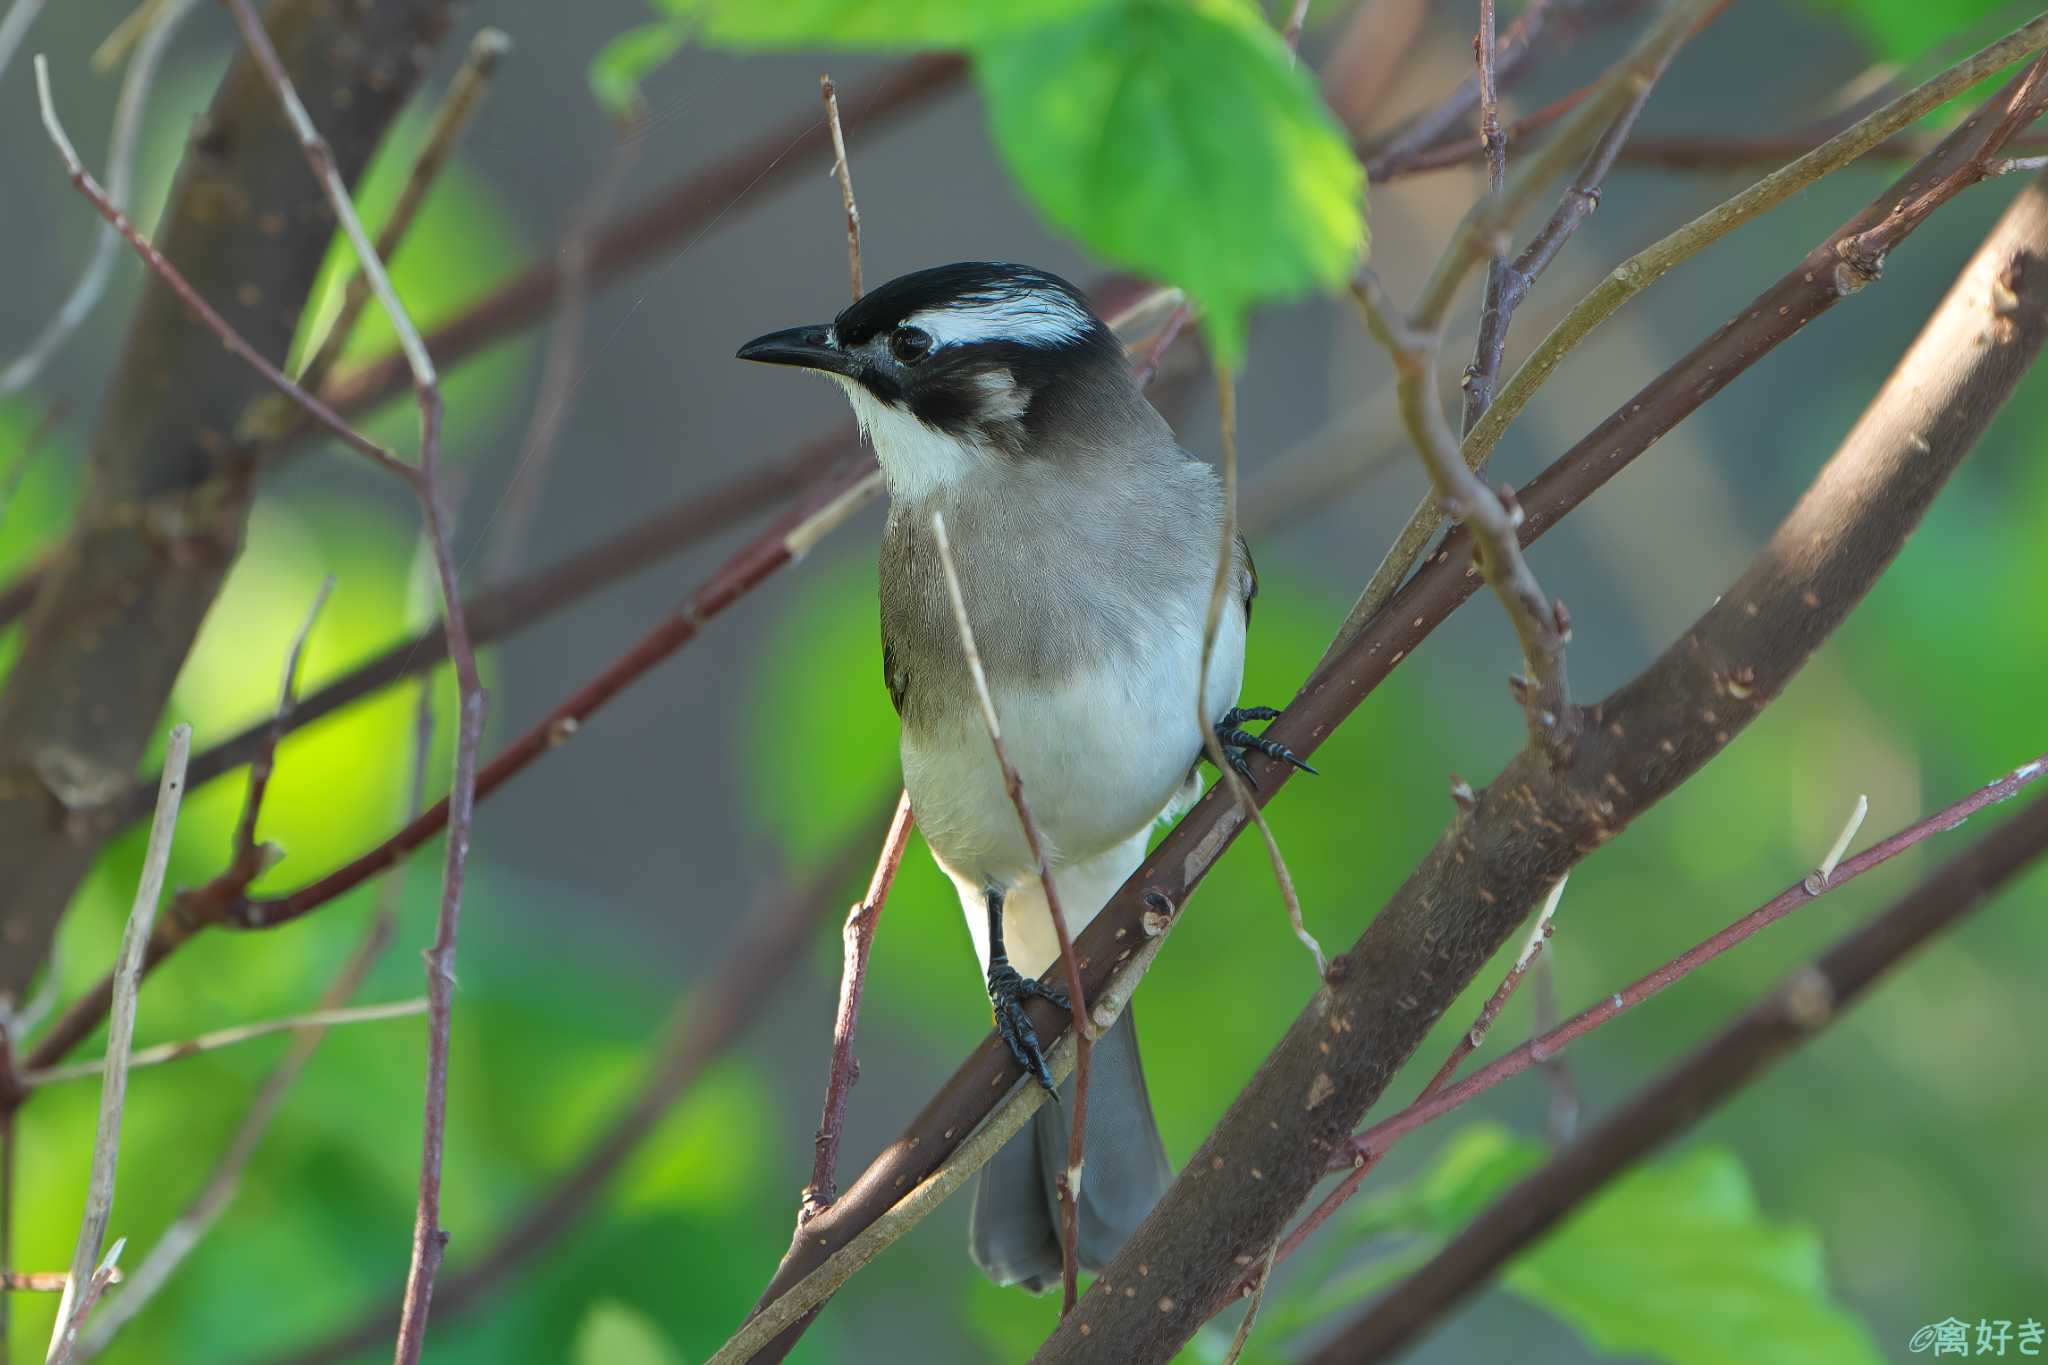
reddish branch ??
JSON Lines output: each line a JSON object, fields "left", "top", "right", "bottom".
{"left": 1270, "top": 751, "right": 2046, "bottom": 1277}
{"left": 1313, "top": 779, "right": 2048, "bottom": 1363}
{"left": 1033, "top": 134, "right": 2048, "bottom": 1365}
{"left": 265, "top": 810, "right": 885, "bottom": 1365}
{"left": 731, "top": 64, "right": 2048, "bottom": 1365}
{"left": 803, "top": 791, "right": 914, "bottom": 1221}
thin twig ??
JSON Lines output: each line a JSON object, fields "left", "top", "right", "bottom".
{"left": 291, "top": 29, "right": 509, "bottom": 404}
{"left": 1462, "top": 3, "right": 1717, "bottom": 430}
{"left": 1197, "top": 370, "right": 1322, "bottom": 974}
{"left": 45, "top": 728, "right": 189, "bottom": 1361}
{"left": 45, "top": 1242, "right": 123, "bottom": 1365}
{"left": 1280, "top": 0, "right": 1312, "bottom": 59}
{"left": 930, "top": 510, "right": 1092, "bottom": 1313}
{"left": 266, "top": 814, "right": 886, "bottom": 1365}
{"left": 20, "top": 1001, "right": 426, "bottom": 1088}
{"left": 75, "top": 908, "right": 403, "bottom": 1359}
{"left": 1360, "top": 0, "right": 1563, "bottom": 179}
{"left": 1810, "top": 793, "right": 1869, "bottom": 890}
{"left": 32, "top": 57, "right": 414, "bottom": 482}
{"left": 217, "top": 6, "right": 487, "bottom": 1360}
{"left": 1309, "top": 783, "right": 2048, "bottom": 1364}
{"left": 0, "top": 0, "right": 199, "bottom": 397}
{"left": 819, "top": 75, "right": 863, "bottom": 300}
{"left": 1352, "top": 271, "right": 1576, "bottom": 756}
{"left": 802, "top": 790, "right": 914, "bottom": 1221}
{"left": 1312, "top": 753, "right": 2046, "bottom": 1181}
{"left": 1339, "top": 0, "right": 1720, "bottom": 658}
{"left": 1219, "top": 1241, "right": 1280, "bottom": 1365}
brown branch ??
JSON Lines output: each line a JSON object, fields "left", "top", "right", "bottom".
{"left": 819, "top": 75, "right": 863, "bottom": 301}
{"left": 289, "top": 26, "right": 508, "bottom": 407}
{"left": 47, "top": 727, "right": 189, "bottom": 1363}
{"left": 930, "top": 509, "right": 1093, "bottom": 1313}
{"left": 218, "top": 5, "right": 486, "bottom": 1359}
{"left": 3, "top": 13, "right": 452, "bottom": 1303}
{"left": 265, "top": 810, "right": 884, "bottom": 1365}
{"left": 1327, "top": 751, "right": 2048, "bottom": 1174}
{"left": 1310, "top": 783, "right": 2048, "bottom": 1363}
{"left": 1034, "top": 153, "right": 2048, "bottom": 1365}
{"left": 1354, "top": 272, "right": 1577, "bottom": 756}
{"left": 32, "top": 298, "right": 1198, "bottom": 1078}
{"left": 1268, "top": 752, "right": 2043, "bottom": 1279}
{"left": 1359, "top": 0, "right": 1567, "bottom": 179}
{"left": 803, "top": 791, "right": 914, "bottom": 1222}
{"left": 97, "top": 431, "right": 857, "bottom": 836}
{"left": 728, "top": 62, "right": 2048, "bottom": 1365}
{"left": 1460, "top": 2, "right": 1717, "bottom": 427}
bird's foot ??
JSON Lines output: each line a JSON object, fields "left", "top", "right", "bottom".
{"left": 1212, "top": 705, "right": 1317, "bottom": 790}
{"left": 987, "top": 961, "right": 1069, "bottom": 1095}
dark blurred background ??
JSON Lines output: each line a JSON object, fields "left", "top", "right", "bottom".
{"left": 3, "top": 1, "right": 2044, "bottom": 1361}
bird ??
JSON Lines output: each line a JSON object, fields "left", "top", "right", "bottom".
{"left": 737, "top": 261, "right": 1310, "bottom": 1292}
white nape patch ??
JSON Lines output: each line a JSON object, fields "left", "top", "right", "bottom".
{"left": 829, "top": 374, "right": 994, "bottom": 502}
{"left": 904, "top": 288, "right": 1092, "bottom": 351}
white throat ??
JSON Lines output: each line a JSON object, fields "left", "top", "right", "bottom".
{"left": 830, "top": 375, "right": 994, "bottom": 503}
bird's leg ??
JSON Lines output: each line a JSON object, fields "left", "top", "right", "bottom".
{"left": 984, "top": 884, "right": 1069, "bottom": 1095}
{"left": 1211, "top": 705, "right": 1317, "bottom": 790}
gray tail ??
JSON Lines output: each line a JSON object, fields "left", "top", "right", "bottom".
{"left": 967, "top": 1006, "right": 1172, "bottom": 1292}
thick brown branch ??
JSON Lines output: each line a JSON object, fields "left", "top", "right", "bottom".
{"left": 730, "top": 66, "right": 2048, "bottom": 1365}
{"left": 1033, "top": 161, "right": 2048, "bottom": 1365}
{"left": 1311, "top": 781, "right": 2048, "bottom": 1363}
{"left": 0, "top": 0, "right": 451, "bottom": 1004}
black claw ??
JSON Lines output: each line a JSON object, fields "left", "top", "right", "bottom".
{"left": 988, "top": 962, "right": 1067, "bottom": 1095}
{"left": 1208, "top": 703, "right": 1319, "bottom": 785}
{"left": 1216, "top": 725, "right": 1319, "bottom": 778}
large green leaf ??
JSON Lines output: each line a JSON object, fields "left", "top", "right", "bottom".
{"left": 1508, "top": 1145, "right": 1884, "bottom": 1365}
{"left": 973, "top": 0, "right": 1365, "bottom": 365}
{"left": 1256, "top": 1128, "right": 1878, "bottom": 1365}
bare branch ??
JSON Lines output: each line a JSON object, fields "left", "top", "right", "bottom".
{"left": 46, "top": 727, "right": 189, "bottom": 1362}
{"left": 1196, "top": 371, "right": 1320, "bottom": 973}
{"left": 803, "top": 792, "right": 914, "bottom": 1222}
{"left": 267, "top": 814, "right": 885, "bottom": 1365}
{"left": 1352, "top": 271, "right": 1576, "bottom": 755}
{"left": 1336, "top": 7, "right": 2048, "bottom": 661}
{"left": 1311, "top": 781, "right": 2048, "bottom": 1363}
{"left": 819, "top": 75, "right": 863, "bottom": 300}
{"left": 32, "top": 58, "right": 416, "bottom": 483}
{"left": 21, "top": 1001, "right": 425, "bottom": 1089}
{"left": 931, "top": 509, "right": 1092, "bottom": 1310}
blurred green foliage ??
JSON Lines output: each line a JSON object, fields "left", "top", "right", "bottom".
{"left": 8, "top": 0, "right": 2048, "bottom": 1362}
{"left": 589, "top": 0, "right": 1367, "bottom": 364}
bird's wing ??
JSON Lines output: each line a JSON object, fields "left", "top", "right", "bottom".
{"left": 1236, "top": 531, "right": 1259, "bottom": 628}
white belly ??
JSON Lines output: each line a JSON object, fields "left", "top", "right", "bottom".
{"left": 905, "top": 602, "right": 1246, "bottom": 972}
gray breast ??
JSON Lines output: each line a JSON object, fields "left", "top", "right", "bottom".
{"left": 878, "top": 442, "right": 1226, "bottom": 736}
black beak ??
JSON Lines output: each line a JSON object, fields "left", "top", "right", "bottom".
{"left": 735, "top": 324, "right": 855, "bottom": 377}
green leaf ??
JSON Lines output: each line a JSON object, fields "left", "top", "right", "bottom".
{"left": 573, "top": 1300, "right": 688, "bottom": 1365}
{"left": 1507, "top": 1146, "right": 1884, "bottom": 1365}
{"left": 590, "top": 19, "right": 691, "bottom": 121}
{"left": 687, "top": 0, "right": 1105, "bottom": 48}
{"left": 973, "top": 0, "right": 1366, "bottom": 366}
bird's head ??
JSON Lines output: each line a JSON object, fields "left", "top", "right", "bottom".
{"left": 737, "top": 262, "right": 1148, "bottom": 499}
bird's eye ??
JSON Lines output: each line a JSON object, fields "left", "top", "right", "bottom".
{"left": 890, "top": 326, "right": 933, "bottom": 364}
